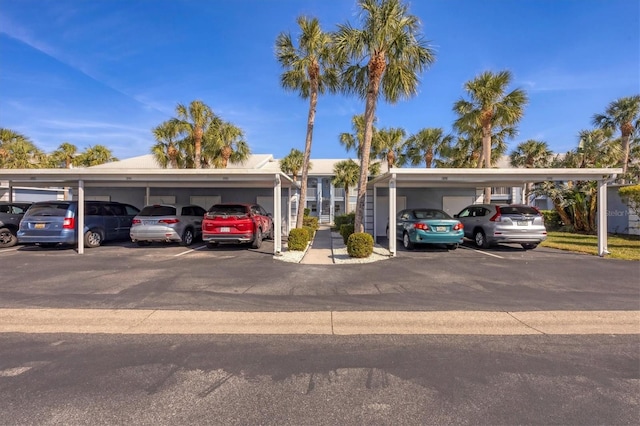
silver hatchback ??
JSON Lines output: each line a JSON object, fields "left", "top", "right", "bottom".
{"left": 130, "top": 204, "right": 206, "bottom": 246}
{"left": 455, "top": 204, "right": 547, "bottom": 250}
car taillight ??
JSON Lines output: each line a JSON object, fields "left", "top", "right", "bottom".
{"left": 132, "top": 219, "right": 141, "bottom": 224}
{"left": 159, "top": 218, "right": 179, "bottom": 224}
{"left": 63, "top": 218, "right": 75, "bottom": 229}
{"left": 489, "top": 207, "right": 501, "bottom": 222}
{"left": 414, "top": 223, "right": 429, "bottom": 231}
{"left": 453, "top": 222, "right": 463, "bottom": 231}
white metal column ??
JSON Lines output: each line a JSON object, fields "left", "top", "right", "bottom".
{"left": 274, "top": 174, "right": 282, "bottom": 254}
{"left": 389, "top": 175, "right": 397, "bottom": 256}
{"left": 78, "top": 180, "right": 85, "bottom": 255}
{"left": 145, "top": 186, "right": 150, "bottom": 206}
{"left": 597, "top": 179, "right": 609, "bottom": 256}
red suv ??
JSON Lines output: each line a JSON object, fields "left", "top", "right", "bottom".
{"left": 202, "top": 203, "right": 274, "bottom": 249}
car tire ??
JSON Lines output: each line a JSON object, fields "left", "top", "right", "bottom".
{"left": 84, "top": 230, "right": 102, "bottom": 248}
{"left": 180, "top": 228, "right": 194, "bottom": 246}
{"left": 446, "top": 243, "right": 458, "bottom": 250}
{"left": 402, "top": 232, "right": 414, "bottom": 250}
{"left": 251, "top": 227, "right": 263, "bottom": 249}
{"left": 136, "top": 241, "right": 151, "bottom": 246}
{"left": 474, "top": 230, "right": 489, "bottom": 249}
{"left": 206, "top": 242, "right": 218, "bottom": 249}
{"left": 0, "top": 227, "right": 17, "bottom": 248}
{"left": 521, "top": 243, "right": 538, "bottom": 250}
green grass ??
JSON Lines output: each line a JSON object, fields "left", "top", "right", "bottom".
{"left": 541, "top": 231, "right": 640, "bottom": 260}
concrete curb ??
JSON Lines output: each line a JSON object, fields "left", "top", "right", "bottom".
{"left": 1, "top": 309, "right": 638, "bottom": 335}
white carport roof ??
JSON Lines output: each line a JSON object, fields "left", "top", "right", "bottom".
{"left": 368, "top": 167, "right": 623, "bottom": 257}
{"left": 0, "top": 167, "right": 297, "bottom": 255}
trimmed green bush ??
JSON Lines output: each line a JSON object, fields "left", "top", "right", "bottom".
{"left": 334, "top": 213, "right": 355, "bottom": 231}
{"left": 287, "top": 228, "right": 309, "bottom": 251}
{"left": 339, "top": 223, "right": 354, "bottom": 244}
{"left": 303, "top": 208, "right": 311, "bottom": 216}
{"left": 347, "top": 232, "right": 374, "bottom": 258}
{"left": 303, "top": 215, "right": 319, "bottom": 230}
{"left": 541, "top": 210, "right": 563, "bottom": 231}
{"left": 303, "top": 225, "right": 315, "bottom": 240}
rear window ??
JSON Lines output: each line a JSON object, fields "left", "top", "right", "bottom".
{"left": 414, "top": 209, "right": 450, "bottom": 219}
{"left": 499, "top": 206, "right": 540, "bottom": 215}
{"left": 207, "top": 204, "right": 249, "bottom": 216}
{"left": 139, "top": 205, "right": 177, "bottom": 216}
{"left": 25, "top": 202, "right": 71, "bottom": 217}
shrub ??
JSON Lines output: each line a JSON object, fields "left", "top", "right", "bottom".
{"left": 287, "top": 228, "right": 309, "bottom": 251}
{"left": 303, "top": 215, "right": 319, "bottom": 230}
{"left": 303, "top": 208, "right": 311, "bottom": 217}
{"left": 619, "top": 184, "right": 640, "bottom": 217}
{"left": 302, "top": 225, "right": 315, "bottom": 240}
{"left": 541, "top": 210, "right": 563, "bottom": 231}
{"left": 339, "top": 223, "right": 354, "bottom": 244}
{"left": 347, "top": 232, "right": 374, "bottom": 258}
{"left": 334, "top": 213, "right": 355, "bottom": 231}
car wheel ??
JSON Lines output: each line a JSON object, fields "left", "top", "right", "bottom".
{"left": 521, "top": 243, "right": 538, "bottom": 250}
{"left": 446, "top": 243, "right": 458, "bottom": 250}
{"left": 474, "top": 230, "right": 489, "bottom": 249}
{"left": 206, "top": 242, "right": 218, "bottom": 249}
{"left": 180, "top": 228, "right": 194, "bottom": 246}
{"left": 0, "top": 227, "right": 17, "bottom": 248}
{"left": 402, "top": 232, "right": 414, "bottom": 250}
{"left": 84, "top": 230, "right": 102, "bottom": 248}
{"left": 136, "top": 241, "right": 151, "bottom": 247}
{"left": 251, "top": 227, "right": 263, "bottom": 249}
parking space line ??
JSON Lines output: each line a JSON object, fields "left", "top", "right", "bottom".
{"left": 460, "top": 246, "right": 505, "bottom": 259}
{"left": 174, "top": 244, "right": 207, "bottom": 257}
{"left": 0, "top": 247, "right": 19, "bottom": 255}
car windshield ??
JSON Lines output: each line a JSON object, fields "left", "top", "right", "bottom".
{"left": 499, "top": 206, "right": 539, "bottom": 215}
{"left": 139, "top": 205, "right": 176, "bottom": 216}
{"left": 414, "top": 209, "right": 450, "bottom": 220}
{"left": 207, "top": 205, "right": 249, "bottom": 217}
{"left": 25, "top": 203, "right": 70, "bottom": 217}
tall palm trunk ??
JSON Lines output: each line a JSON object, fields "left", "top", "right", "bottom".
{"left": 620, "top": 122, "right": 633, "bottom": 179}
{"left": 481, "top": 116, "right": 492, "bottom": 203}
{"left": 296, "top": 72, "right": 319, "bottom": 229}
{"left": 354, "top": 55, "right": 385, "bottom": 234}
{"left": 194, "top": 127, "right": 203, "bottom": 169}
{"left": 344, "top": 184, "right": 350, "bottom": 215}
{"left": 386, "top": 151, "right": 395, "bottom": 169}
{"left": 221, "top": 146, "right": 232, "bottom": 168}
{"left": 424, "top": 150, "right": 433, "bottom": 168}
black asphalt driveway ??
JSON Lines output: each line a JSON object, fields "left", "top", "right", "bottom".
{"left": 1, "top": 240, "right": 637, "bottom": 312}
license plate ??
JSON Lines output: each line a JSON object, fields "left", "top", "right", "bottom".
{"left": 143, "top": 220, "right": 155, "bottom": 225}
{"left": 436, "top": 226, "right": 446, "bottom": 232}
{"left": 220, "top": 227, "right": 231, "bottom": 233}
{"left": 517, "top": 221, "right": 528, "bottom": 226}
{"left": 34, "top": 223, "right": 45, "bottom": 229}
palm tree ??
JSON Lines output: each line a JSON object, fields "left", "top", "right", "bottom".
{"left": 334, "top": 0, "right": 435, "bottom": 232}
{"left": 279, "top": 148, "right": 306, "bottom": 181}
{"left": 373, "top": 127, "right": 405, "bottom": 169}
{"left": 402, "top": 128, "right": 452, "bottom": 168}
{"left": 204, "top": 119, "right": 251, "bottom": 168}
{"left": 0, "top": 129, "right": 45, "bottom": 168}
{"left": 276, "top": 16, "right": 340, "bottom": 228}
{"left": 453, "top": 70, "right": 528, "bottom": 203}
{"left": 510, "top": 139, "right": 553, "bottom": 204}
{"left": 332, "top": 159, "right": 360, "bottom": 214}
{"left": 151, "top": 119, "right": 183, "bottom": 169}
{"left": 592, "top": 95, "right": 640, "bottom": 180}
{"left": 339, "top": 114, "right": 378, "bottom": 159}
{"left": 77, "top": 145, "right": 117, "bottom": 167}
{"left": 49, "top": 142, "right": 80, "bottom": 168}
{"left": 175, "top": 100, "right": 215, "bottom": 169}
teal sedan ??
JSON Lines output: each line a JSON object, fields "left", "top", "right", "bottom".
{"left": 389, "top": 208, "right": 464, "bottom": 250}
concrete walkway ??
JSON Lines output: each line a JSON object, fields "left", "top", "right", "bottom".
{"left": 1, "top": 308, "right": 638, "bottom": 335}
{"left": 299, "top": 225, "right": 339, "bottom": 265}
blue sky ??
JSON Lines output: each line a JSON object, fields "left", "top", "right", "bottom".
{"left": 1, "top": 0, "right": 638, "bottom": 162}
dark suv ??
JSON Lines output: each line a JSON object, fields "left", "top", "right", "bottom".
{"left": 18, "top": 200, "right": 140, "bottom": 248}
{"left": 0, "top": 202, "right": 32, "bottom": 248}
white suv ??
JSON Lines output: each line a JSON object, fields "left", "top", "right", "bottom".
{"left": 455, "top": 204, "right": 547, "bottom": 250}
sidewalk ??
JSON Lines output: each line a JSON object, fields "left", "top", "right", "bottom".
{"left": 297, "top": 225, "right": 391, "bottom": 265}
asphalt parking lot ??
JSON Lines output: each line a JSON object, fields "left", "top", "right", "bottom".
{"left": 1, "top": 238, "right": 637, "bottom": 313}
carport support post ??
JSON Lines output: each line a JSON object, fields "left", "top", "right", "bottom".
{"left": 78, "top": 180, "right": 85, "bottom": 255}
{"left": 597, "top": 178, "right": 609, "bottom": 257}
{"left": 273, "top": 174, "right": 282, "bottom": 255}
{"left": 389, "top": 175, "right": 397, "bottom": 256}
{"left": 8, "top": 181, "right": 13, "bottom": 202}
{"left": 145, "top": 186, "right": 150, "bottom": 206}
